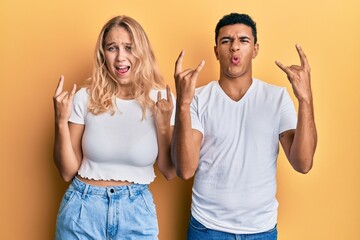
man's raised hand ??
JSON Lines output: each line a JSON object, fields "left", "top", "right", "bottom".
{"left": 174, "top": 50, "right": 205, "bottom": 105}
{"left": 275, "top": 44, "right": 312, "bottom": 103}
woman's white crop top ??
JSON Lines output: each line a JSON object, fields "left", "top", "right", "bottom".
{"left": 69, "top": 88, "right": 175, "bottom": 184}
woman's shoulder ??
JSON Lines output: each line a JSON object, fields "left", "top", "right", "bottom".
{"left": 73, "top": 87, "right": 90, "bottom": 104}
{"left": 75, "top": 87, "right": 89, "bottom": 95}
{"left": 74, "top": 87, "right": 90, "bottom": 98}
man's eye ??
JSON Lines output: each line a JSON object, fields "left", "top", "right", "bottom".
{"left": 221, "top": 40, "right": 230, "bottom": 44}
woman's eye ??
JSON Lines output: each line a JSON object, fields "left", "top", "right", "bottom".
{"left": 125, "top": 46, "right": 132, "bottom": 51}
{"left": 107, "top": 46, "right": 116, "bottom": 51}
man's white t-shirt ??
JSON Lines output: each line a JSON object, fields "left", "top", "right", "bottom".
{"left": 190, "top": 79, "right": 297, "bottom": 234}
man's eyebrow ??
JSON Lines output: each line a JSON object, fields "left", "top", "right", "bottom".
{"left": 239, "top": 36, "right": 251, "bottom": 40}
{"left": 219, "top": 36, "right": 252, "bottom": 41}
{"left": 219, "top": 36, "right": 232, "bottom": 41}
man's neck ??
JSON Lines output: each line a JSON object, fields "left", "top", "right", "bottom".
{"left": 218, "top": 75, "right": 253, "bottom": 102}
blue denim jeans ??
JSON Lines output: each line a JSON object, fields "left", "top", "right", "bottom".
{"left": 55, "top": 177, "right": 158, "bottom": 240}
{"left": 187, "top": 215, "right": 277, "bottom": 240}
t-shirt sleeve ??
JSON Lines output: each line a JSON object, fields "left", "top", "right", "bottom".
{"left": 279, "top": 89, "right": 297, "bottom": 134}
{"left": 69, "top": 88, "right": 88, "bottom": 124}
{"left": 170, "top": 92, "right": 176, "bottom": 126}
{"left": 190, "top": 95, "right": 204, "bottom": 134}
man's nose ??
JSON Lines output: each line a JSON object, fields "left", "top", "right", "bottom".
{"left": 230, "top": 40, "right": 240, "bottom": 52}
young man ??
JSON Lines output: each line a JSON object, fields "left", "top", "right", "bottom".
{"left": 172, "top": 13, "right": 317, "bottom": 239}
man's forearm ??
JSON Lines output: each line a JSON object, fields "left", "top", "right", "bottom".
{"left": 172, "top": 104, "right": 200, "bottom": 179}
{"left": 290, "top": 100, "right": 317, "bottom": 173}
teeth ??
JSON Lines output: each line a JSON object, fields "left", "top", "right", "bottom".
{"left": 116, "top": 66, "right": 128, "bottom": 70}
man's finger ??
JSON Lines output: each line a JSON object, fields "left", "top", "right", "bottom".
{"left": 54, "top": 75, "right": 64, "bottom": 96}
{"left": 275, "top": 61, "right": 291, "bottom": 75}
{"left": 179, "top": 69, "right": 194, "bottom": 79}
{"left": 296, "top": 44, "right": 310, "bottom": 70}
{"left": 191, "top": 60, "right": 205, "bottom": 79}
{"left": 175, "top": 50, "right": 185, "bottom": 75}
{"left": 275, "top": 61, "right": 296, "bottom": 82}
{"left": 289, "top": 65, "right": 302, "bottom": 71}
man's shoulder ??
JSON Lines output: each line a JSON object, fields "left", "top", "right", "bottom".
{"left": 254, "top": 78, "right": 286, "bottom": 93}
{"left": 195, "top": 80, "right": 217, "bottom": 94}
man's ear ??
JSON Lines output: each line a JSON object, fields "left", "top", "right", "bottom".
{"left": 214, "top": 45, "right": 219, "bottom": 60}
{"left": 252, "top": 43, "right": 259, "bottom": 59}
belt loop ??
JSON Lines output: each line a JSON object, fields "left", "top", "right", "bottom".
{"left": 127, "top": 185, "right": 134, "bottom": 198}
{"left": 82, "top": 184, "right": 89, "bottom": 199}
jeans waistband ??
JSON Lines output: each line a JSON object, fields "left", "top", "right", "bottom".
{"left": 70, "top": 176, "right": 149, "bottom": 198}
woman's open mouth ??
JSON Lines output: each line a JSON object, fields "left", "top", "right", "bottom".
{"left": 115, "top": 66, "right": 130, "bottom": 75}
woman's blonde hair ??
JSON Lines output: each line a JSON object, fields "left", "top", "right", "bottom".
{"left": 85, "top": 15, "right": 165, "bottom": 117}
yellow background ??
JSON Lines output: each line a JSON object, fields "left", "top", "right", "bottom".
{"left": 1, "top": 0, "right": 359, "bottom": 239}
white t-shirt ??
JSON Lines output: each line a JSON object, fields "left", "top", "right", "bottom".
{"left": 190, "top": 79, "right": 297, "bottom": 234}
{"left": 69, "top": 87, "right": 175, "bottom": 184}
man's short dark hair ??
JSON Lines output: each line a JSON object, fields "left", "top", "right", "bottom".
{"left": 215, "top": 13, "right": 257, "bottom": 45}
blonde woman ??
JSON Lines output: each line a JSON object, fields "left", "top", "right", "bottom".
{"left": 53, "top": 15, "right": 176, "bottom": 239}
